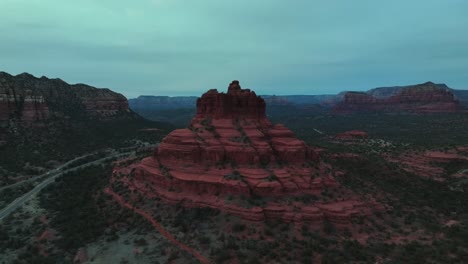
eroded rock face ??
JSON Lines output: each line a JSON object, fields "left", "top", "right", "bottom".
{"left": 194, "top": 81, "right": 267, "bottom": 120}
{"left": 0, "top": 87, "right": 49, "bottom": 124}
{"left": 385, "top": 148, "right": 468, "bottom": 181}
{"left": 334, "top": 82, "right": 461, "bottom": 113}
{"left": 0, "top": 71, "right": 130, "bottom": 124}
{"left": 112, "top": 81, "right": 379, "bottom": 225}
{"left": 158, "top": 80, "right": 314, "bottom": 167}
{"left": 77, "top": 88, "right": 129, "bottom": 117}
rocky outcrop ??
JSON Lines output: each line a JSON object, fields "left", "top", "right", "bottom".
{"left": 157, "top": 80, "right": 315, "bottom": 167}
{"left": 367, "top": 83, "right": 468, "bottom": 106}
{"left": 194, "top": 81, "right": 267, "bottom": 120}
{"left": 334, "top": 82, "right": 461, "bottom": 113}
{"left": 385, "top": 148, "right": 468, "bottom": 181}
{"left": 335, "top": 130, "right": 369, "bottom": 140}
{"left": 0, "top": 71, "right": 131, "bottom": 124}
{"left": 112, "top": 81, "right": 378, "bottom": 225}
{"left": 75, "top": 87, "right": 129, "bottom": 117}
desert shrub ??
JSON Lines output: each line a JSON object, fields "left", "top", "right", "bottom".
{"left": 232, "top": 223, "right": 246, "bottom": 233}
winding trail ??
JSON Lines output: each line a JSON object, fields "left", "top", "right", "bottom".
{"left": 104, "top": 187, "right": 210, "bottom": 264}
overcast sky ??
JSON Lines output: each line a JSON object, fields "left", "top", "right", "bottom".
{"left": 1, "top": 0, "right": 467, "bottom": 97}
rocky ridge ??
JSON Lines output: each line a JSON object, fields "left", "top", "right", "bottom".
{"left": 112, "top": 81, "right": 380, "bottom": 225}
{"left": 334, "top": 82, "right": 461, "bottom": 113}
{"left": 0, "top": 71, "right": 130, "bottom": 125}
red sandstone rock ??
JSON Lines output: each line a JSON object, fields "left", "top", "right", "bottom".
{"left": 0, "top": 87, "right": 49, "bottom": 124}
{"left": 385, "top": 148, "right": 468, "bottom": 180}
{"left": 112, "top": 81, "right": 379, "bottom": 225}
{"left": 194, "top": 80, "right": 268, "bottom": 121}
{"left": 333, "top": 82, "right": 461, "bottom": 113}
{"left": 335, "top": 130, "right": 369, "bottom": 140}
{"left": 158, "top": 82, "right": 311, "bottom": 167}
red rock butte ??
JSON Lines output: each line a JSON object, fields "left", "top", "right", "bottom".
{"left": 112, "top": 81, "right": 379, "bottom": 225}
{"left": 333, "top": 82, "right": 461, "bottom": 113}
{"left": 194, "top": 80, "right": 267, "bottom": 120}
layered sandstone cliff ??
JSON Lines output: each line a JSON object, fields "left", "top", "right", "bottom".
{"left": 334, "top": 82, "right": 461, "bottom": 113}
{"left": 0, "top": 86, "right": 49, "bottom": 123}
{"left": 112, "top": 81, "right": 379, "bottom": 225}
{"left": 0, "top": 71, "right": 130, "bottom": 124}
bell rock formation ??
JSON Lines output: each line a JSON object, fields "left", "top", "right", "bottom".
{"left": 112, "top": 81, "right": 380, "bottom": 225}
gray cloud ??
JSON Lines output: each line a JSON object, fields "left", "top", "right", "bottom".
{"left": 0, "top": 0, "right": 467, "bottom": 97}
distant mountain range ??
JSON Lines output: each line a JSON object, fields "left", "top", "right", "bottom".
{"left": 129, "top": 81, "right": 468, "bottom": 116}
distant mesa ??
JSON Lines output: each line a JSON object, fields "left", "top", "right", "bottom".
{"left": 333, "top": 82, "right": 462, "bottom": 113}
{"left": 112, "top": 81, "right": 380, "bottom": 225}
